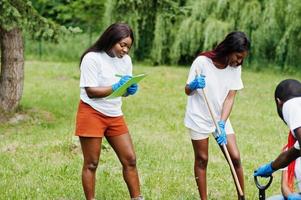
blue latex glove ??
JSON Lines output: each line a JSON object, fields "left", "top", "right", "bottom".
{"left": 127, "top": 83, "right": 138, "bottom": 95}
{"left": 253, "top": 162, "right": 275, "bottom": 177}
{"left": 112, "top": 75, "right": 132, "bottom": 91}
{"left": 288, "top": 193, "right": 301, "bottom": 200}
{"left": 215, "top": 120, "right": 227, "bottom": 145}
{"left": 188, "top": 75, "right": 205, "bottom": 91}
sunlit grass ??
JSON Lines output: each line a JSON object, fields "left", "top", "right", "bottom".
{"left": 0, "top": 61, "right": 300, "bottom": 199}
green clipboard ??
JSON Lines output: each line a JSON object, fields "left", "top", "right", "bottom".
{"left": 106, "top": 74, "right": 147, "bottom": 99}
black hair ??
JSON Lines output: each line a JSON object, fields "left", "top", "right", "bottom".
{"left": 214, "top": 31, "right": 250, "bottom": 59}
{"left": 274, "top": 79, "right": 301, "bottom": 120}
{"left": 80, "top": 23, "right": 134, "bottom": 64}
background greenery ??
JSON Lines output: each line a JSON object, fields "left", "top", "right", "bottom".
{"left": 0, "top": 61, "right": 300, "bottom": 199}
{"left": 26, "top": 0, "right": 301, "bottom": 70}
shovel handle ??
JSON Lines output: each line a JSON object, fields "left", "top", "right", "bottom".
{"left": 195, "top": 68, "right": 244, "bottom": 197}
{"left": 254, "top": 175, "right": 273, "bottom": 190}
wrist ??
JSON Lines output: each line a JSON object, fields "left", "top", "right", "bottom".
{"left": 188, "top": 82, "right": 195, "bottom": 91}
{"left": 218, "top": 120, "right": 225, "bottom": 128}
{"left": 112, "top": 83, "right": 118, "bottom": 91}
{"left": 270, "top": 161, "right": 275, "bottom": 171}
{"left": 219, "top": 120, "right": 225, "bottom": 124}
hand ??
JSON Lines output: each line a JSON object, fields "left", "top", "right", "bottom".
{"left": 215, "top": 120, "right": 227, "bottom": 145}
{"left": 253, "top": 162, "right": 275, "bottom": 177}
{"left": 188, "top": 75, "right": 205, "bottom": 91}
{"left": 127, "top": 83, "right": 138, "bottom": 95}
{"left": 112, "top": 75, "right": 132, "bottom": 91}
{"left": 287, "top": 193, "right": 301, "bottom": 200}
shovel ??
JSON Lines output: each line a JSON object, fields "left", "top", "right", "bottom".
{"left": 254, "top": 175, "right": 273, "bottom": 200}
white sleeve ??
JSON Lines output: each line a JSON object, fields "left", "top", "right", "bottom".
{"left": 283, "top": 100, "right": 301, "bottom": 150}
{"left": 283, "top": 101, "right": 301, "bottom": 133}
{"left": 229, "top": 66, "right": 243, "bottom": 90}
{"left": 125, "top": 55, "right": 133, "bottom": 76}
{"left": 186, "top": 57, "right": 202, "bottom": 84}
{"left": 79, "top": 54, "right": 99, "bottom": 87}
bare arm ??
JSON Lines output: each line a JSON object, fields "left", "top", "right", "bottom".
{"left": 272, "top": 147, "right": 300, "bottom": 170}
{"left": 85, "top": 86, "right": 113, "bottom": 98}
{"left": 295, "top": 127, "right": 301, "bottom": 156}
{"left": 220, "top": 90, "right": 237, "bottom": 121}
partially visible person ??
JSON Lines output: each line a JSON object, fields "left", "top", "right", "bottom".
{"left": 254, "top": 79, "right": 301, "bottom": 200}
{"left": 184, "top": 31, "right": 250, "bottom": 200}
{"left": 75, "top": 22, "right": 143, "bottom": 200}
{"left": 267, "top": 132, "right": 301, "bottom": 200}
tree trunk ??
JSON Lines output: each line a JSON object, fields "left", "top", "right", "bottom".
{"left": 0, "top": 27, "right": 24, "bottom": 112}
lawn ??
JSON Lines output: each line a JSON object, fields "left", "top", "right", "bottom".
{"left": 0, "top": 60, "right": 300, "bottom": 199}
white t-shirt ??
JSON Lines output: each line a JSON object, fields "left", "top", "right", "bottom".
{"left": 184, "top": 56, "right": 243, "bottom": 133}
{"left": 79, "top": 52, "right": 132, "bottom": 117}
{"left": 283, "top": 97, "right": 301, "bottom": 150}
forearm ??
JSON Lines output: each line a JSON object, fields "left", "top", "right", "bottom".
{"left": 220, "top": 90, "right": 236, "bottom": 121}
{"left": 295, "top": 127, "right": 301, "bottom": 156}
{"left": 85, "top": 86, "right": 113, "bottom": 98}
{"left": 272, "top": 147, "right": 300, "bottom": 170}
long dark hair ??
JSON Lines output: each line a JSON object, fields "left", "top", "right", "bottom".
{"left": 200, "top": 31, "right": 250, "bottom": 65}
{"left": 80, "top": 23, "right": 134, "bottom": 64}
{"left": 274, "top": 79, "right": 301, "bottom": 120}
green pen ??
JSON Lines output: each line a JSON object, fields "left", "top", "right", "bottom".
{"left": 115, "top": 74, "right": 123, "bottom": 77}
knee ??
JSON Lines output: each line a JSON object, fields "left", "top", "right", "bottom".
{"left": 231, "top": 153, "right": 242, "bottom": 168}
{"left": 122, "top": 154, "right": 137, "bottom": 169}
{"left": 84, "top": 160, "right": 99, "bottom": 171}
{"left": 195, "top": 154, "right": 208, "bottom": 169}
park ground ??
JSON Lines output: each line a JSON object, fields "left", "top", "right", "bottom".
{"left": 0, "top": 60, "right": 300, "bottom": 199}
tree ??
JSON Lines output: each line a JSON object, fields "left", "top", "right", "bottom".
{"left": 31, "top": 0, "right": 105, "bottom": 44}
{"left": 0, "top": 0, "right": 68, "bottom": 112}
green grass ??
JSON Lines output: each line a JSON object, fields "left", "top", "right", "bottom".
{"left": 0, "top": 61, "right": 300, "bottom": 199}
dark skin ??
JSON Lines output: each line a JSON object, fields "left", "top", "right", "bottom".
{"left": 271, "top": 127, "right": 301, "bottom": 170}
{"left": 187, "top": 51, "right": 248, "bottom": 200}
{"left": 80, "top": 36, "right": 141, "bottom": 200}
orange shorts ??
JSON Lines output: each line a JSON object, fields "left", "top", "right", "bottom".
{"left": 75, "top": 100, "right": 129, "bottom": 137}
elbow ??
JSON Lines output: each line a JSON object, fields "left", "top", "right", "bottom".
{"left": 86, "top": 92, "right": 95, "bottom": 98}
{"left": 85, "top": 88, "right": 96, "bottom": 98}
{"left": 185, "top": 85, "right": 191, "bottom": 96}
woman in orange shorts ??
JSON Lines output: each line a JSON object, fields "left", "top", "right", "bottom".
{"left": 75, "top": 23, "right": 143, "bottom": 200}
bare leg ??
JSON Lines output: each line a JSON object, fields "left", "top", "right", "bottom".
{"left": 222, "top": 134, "right": 244, "bottom": 199}
{"left": 106, "top": 133, "right": 141, "bottom": 198}
{"left": 192, "top": 138, "right": 209, "bottom": 200}
{"left": 79, "top": 137, "right": 102, "bottom": 200}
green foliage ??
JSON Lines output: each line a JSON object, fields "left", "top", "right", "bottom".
{"left": 0, "top": 0, "right": 70, "bottom": 41}
{"left": 202, "top": 18, "right": 231, "bottom": 51}
{"left": 31, "top": 0, "right": 105, "bottom": 33}
{"left": 22, "top": 0, "right": 301, "bottom": 69}
{"left": 275, "top": 0, "right": 301, "bottom": 68}
{"left": 103, "top": 0, "right": 158, "bottom": 61}
{"left": 151, "top": 0, "right": 184, "bottom": 65}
